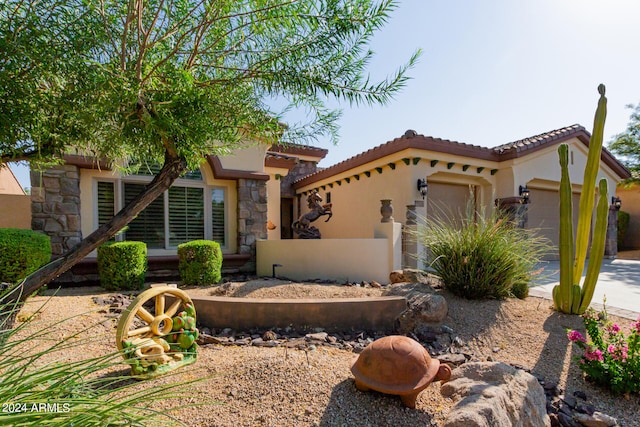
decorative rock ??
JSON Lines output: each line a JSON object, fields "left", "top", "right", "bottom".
{"left": 574, "top": 412, "right": 618, "bottom": 427}
{"left": 441, "top": 362, "right": 550, "bottom": 427}
{"left": 305, "top": 332, "right": 328, "bottom": 342}
{"left": 395, "top": 291, "right": 448, "bottom": 335}
{"left": 389, "top": 270, "right": 407, "bottom": 284}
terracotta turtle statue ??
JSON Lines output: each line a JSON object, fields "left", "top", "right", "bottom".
{"left": 350, "top": 335, "right": 452, "bottom": 408}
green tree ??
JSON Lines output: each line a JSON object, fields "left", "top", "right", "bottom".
{"left": 609, "top": 102, "right": 640, "bottom": 181}
{"left": 0, "top": 0, "right": 419, "bottom": 311}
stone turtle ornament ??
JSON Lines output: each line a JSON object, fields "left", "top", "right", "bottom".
{"left": 351, "top": 335, "right": 452, "bottom": 408}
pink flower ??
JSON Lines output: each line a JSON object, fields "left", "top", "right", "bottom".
{"left": 608, "top": 323, "right": 621, "bottom": 334}
{"left": 567, "top": 330, "right": 586, "bottom": 343}
{"left": 608, "top": 344, "right": 616, "bottom": 354}
{"left": 584, "top": 348, "right": 604, "bottom": 362}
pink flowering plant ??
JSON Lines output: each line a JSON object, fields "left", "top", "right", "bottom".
{"left": 567, "top": 306, "right": 640, "bottom": 395}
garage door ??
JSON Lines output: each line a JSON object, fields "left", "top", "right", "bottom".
{"left": 526, "top": 188, "right": 581, "bottom": 259}
{"left": 427, "top": 183, "right": 475, "bottom": 226}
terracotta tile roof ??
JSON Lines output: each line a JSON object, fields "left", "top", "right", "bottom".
{"left": 269, "top": 143, "right": 328, "bottom": 159}
{"left": 265, "top": 151, "right": 297, "bottom": 170}
{"left": 493, "top": 124, "right": 587, "bottom": 155}
{"left": 293, "top": 130, "right": 499, "bottom": 188}
{"left": 293, "top": 125, "right": 631, "bottom": 188}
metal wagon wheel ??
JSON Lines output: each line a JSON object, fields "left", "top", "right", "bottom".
{"left": 116, "top": 285, "right": 194, "bottom": 352}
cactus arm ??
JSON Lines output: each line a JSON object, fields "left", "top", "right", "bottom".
{"left": 577, "top": 179, "right": 609, "bottom": 314}
{"left": 557, "top": 143, "right": 574, "bottom": 313}
{"left": 573, "top": 84, "right": 607, "bottom": 285}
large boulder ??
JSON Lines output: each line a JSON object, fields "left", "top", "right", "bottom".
{"left": 395, "top": 291, "right": 448, "bottom": 334}
{"left": 441, "top": 362, "right": 550, "bottom": 427}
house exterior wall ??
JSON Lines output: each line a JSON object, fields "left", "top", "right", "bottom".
{"left": 617, "top": 184, "right": 640, "bottom": 250}
{"left": 294, "top": 149, "right": 499, "bottom": 239}
{"left": 30, "top": 165, "right": 82, "bottom": 257}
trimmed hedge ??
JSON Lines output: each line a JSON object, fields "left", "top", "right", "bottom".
{"left": 97, "top": 241, "right": 147, "bottom": 291}
{"left": 178, "top": 240, "right": 222, "bottom": 286}
{"left": 0, "top": 228, "right": 51, "bottom": 284}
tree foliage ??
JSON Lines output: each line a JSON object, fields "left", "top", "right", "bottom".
{"left": 0, "top": 0, "right": 419, "bottom": 307}
{"left": 609, "top": 102, "right": 640, "bottom": 181}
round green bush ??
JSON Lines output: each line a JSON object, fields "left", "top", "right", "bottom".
{"left": 0, "top": 228, "right": 51, "bottom": 284}
{"left": 178, "top": 240, "right": 222, "bottom": 286}
{"left": 511, "top": 281, "right": 529, "bottom": 299}
{"left": 97, "top": 241, "right": 147, "bottom": 291}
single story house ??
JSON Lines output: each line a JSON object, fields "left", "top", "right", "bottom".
{"left": 28, "top": 123, "right": 630, "bottom": 284}
{"left": 290, "top": 124, "right": 630, "bottom": 258}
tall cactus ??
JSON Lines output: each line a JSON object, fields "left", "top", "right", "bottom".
{"left": 552, "top": 84, "right": 609, "bottom": 315}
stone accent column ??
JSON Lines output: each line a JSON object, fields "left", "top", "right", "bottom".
{"left": 30, "top": 165, "right": 82, "bottom": 258}
{"left": 237, "top": 178, "right": 268, "bottom": 273}
{"left": 495, "top": 197, "right": 528, "bottom": 228}
{"left": 605, "top": 206, "right": 618, "bottom": 259}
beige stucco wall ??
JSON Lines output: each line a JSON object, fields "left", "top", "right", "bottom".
{"left": 0, "top": 194, "right": 31, "bottom": 229}
{"left": 617, "top": 184, "right": 640, "bottom": 249}
{"left": 265, "top": 166, "right": 291, "bottom": 240}
{"left": 295, "top": 149, "right": 499, "bottom": 239}
{"left": 218, "top": 144, "right": 268, "bottom": 172}
{"left": 257, "top": 238, "right": 391, "bottom": 283}
{"left": 511, "top": 137, "right": 620, "bottom": 193}
{"left": 0, "top": 166, "right": 25, "bottom": 195}
{"left": 79, "top": 161, "right": 238, "bottom": 257}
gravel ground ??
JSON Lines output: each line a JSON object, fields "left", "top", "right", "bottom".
{"left": 12, "top": 280, "right": 640, "bottom": 427}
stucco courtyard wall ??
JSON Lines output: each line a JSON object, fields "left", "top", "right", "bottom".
{"left": 257, "top": 238, "right": 392, "bottom": 284}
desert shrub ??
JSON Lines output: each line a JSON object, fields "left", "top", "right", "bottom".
{"left": 178, "top": 240, "right": 222, "bottom": 286}
{"left": 417, "top": 203, "right": 550, "bottom": 300}
{"left": 97, "top": 241, "right": 147, "bottom": 291}
{"left": 510, "top": 281, "right": 529, "bottom": 299}
{"left": 617, "top": 210, "right": 630, "bottom": 251}
{"left": 0, "top": 228, "right": 51, "bottom": 284}
{"left": 568, "top": 305, "right": 640, "bottom": 395}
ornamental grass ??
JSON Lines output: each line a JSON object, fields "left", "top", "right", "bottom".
{"left": 417, "top": 199, "right": 551, "bottom": 300}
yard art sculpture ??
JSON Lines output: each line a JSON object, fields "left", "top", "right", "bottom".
{"left": 116, "top": 285, "right": 198, "bottom": 378}
{"left": 292, "top": 190, "right": 332, "bottom": 239}
{"left": 553, "top": 84, "right": 609, "bottom": 314}
{"left": 351, "top": 335, "right": 451, "bottom": 408}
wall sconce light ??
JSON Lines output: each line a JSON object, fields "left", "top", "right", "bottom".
{"left": 519, "top": 185, "right": 530, "bottom": 203}
{"left": 611, "top": 196, "right": 622, "bottom": 210}
{"left": 417, "top": 179, "right": 428, "bottom": 199}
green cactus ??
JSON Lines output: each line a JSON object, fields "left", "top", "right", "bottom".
{"left": 552, "top": 84, "right": 609, "bottom": 314}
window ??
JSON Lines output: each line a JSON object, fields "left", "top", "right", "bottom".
{"left": 96, "top": 170, "right": 227, "bottom": 250}
{"left": 211, "top": 188, "right": 225, "bottom": 246}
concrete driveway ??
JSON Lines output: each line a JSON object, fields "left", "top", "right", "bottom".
{"left": 530, "top": 256, "right": 640, "bottom": 319}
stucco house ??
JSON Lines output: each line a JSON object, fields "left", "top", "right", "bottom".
{"left": 290, "top": 124, "right": 630, "bottom": 259}
{"left": 29, "top": 123, "right": 630, "bottom": 284}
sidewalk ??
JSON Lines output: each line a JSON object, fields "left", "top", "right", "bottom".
{"left": 529, "top": 257, "right": 640, "bottom": 320}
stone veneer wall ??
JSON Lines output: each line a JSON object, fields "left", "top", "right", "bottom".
{"left": 30, "top": 165, "right": 82, "bottom": 258}
{"left": 279, "top": 160, "right": 318, "bottom": 198}
{"left": 237, "top": 178, "right": 268, "bottom": 272}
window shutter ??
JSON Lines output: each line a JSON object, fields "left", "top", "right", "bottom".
{"left": 124, "top": 183, "right": 165, "bottom": 248}
{"left": 211, "top": 188, "right": 225, "bottom": 246}
{"left": 97, "top": 181, "right": 115, "bottom": 227}
{"left": 169, "top": 186, "right": 204, "bottom": 246}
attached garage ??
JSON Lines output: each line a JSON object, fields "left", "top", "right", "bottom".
{"left": 526, "top": 187, "right": 581, "bottom": 259}
{"left": 427, "top": 182, "right": 476, "bottom": 226}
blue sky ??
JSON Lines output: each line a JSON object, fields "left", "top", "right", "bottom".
{"left": 10, "top": 0, "right": 640, "bottom": 187}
